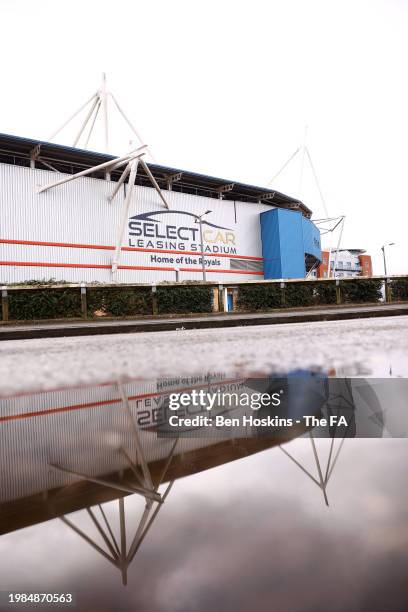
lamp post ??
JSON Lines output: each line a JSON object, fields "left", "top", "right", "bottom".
{"left": 381, "top": 242, "right": 395, "bottom": 276}
{"left": 195, "top": 210, "right": 212, "bottom": 281}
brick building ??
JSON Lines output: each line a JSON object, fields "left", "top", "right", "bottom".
{"left": 316, "top": 249, "right": 372, "bottom": 278}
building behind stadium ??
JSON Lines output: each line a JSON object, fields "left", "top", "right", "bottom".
{"left": 316, "top": 249, "right": 373, "bottom": 279}
{"left": 0, "top": 133, "right": 322, "bottom": 285}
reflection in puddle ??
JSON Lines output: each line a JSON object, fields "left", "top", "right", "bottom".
{"left": 0, "top": 371, "right": 407, "bottom": 609}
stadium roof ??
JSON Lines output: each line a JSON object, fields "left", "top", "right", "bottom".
{"left": 0, "top": 132, "right": 312, "bottom": 217}
{"left": 332, "top": 248, "right": 366, "bottom": 254}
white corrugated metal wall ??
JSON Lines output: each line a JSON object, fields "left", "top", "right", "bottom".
{"left": 1, "top": 163, "right": 273, "bottom": 284}
{"left": 0, "top": 377, "right": 251, "bottom": 503}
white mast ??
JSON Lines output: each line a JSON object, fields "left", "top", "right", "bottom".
{"left": 48, "top": 73, "right": 154, "bottom": 159}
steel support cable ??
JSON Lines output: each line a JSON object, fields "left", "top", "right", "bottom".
{"left": 267, "top": 147, "right": 301, "bottom": 186}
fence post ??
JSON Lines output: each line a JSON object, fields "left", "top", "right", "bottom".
{"left": 211, "top": 286, "right": 219, "bottom": 312}
{"left": 385, "top": 278, "right": 392, "bottom": 303}
{"left": 218, "top": 284, "right": 224, "bottom": 312}
{"left": 80, "top": 283, "right": 87, "bottom": 319}
{"left": 335, "top": 279, "right": 342, "bottom": 305}
{"left": 280, "top": 281, "right": 286, "bottom": 307}
{"left": 1, "top": 286, "right": 8, "bottom": 322}
{"left": 152, "top": 284, "right": 158, "bottom": 315}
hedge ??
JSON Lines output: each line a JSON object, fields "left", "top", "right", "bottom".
{"left": 391, "top": 279, "right": 408, "bottom": 301}
{"left": 340, "top": 279, "right": 382, "bottom": 303}
{"left": 311, "top": 282, "right": 337, "bottom": 305}
{"left": 87, "top": 286, "right": 152, "bottom": 317}
{"left": 237, "top": 284, "right": 282, "bottom": 311}
{"left": 1, "top": 277, "right": 398, "bottom": 321}
{"left": 4, "top": 283, "right": 213, "bottom": 320}
{"left": 9, "top": 288, "right": 82, "bottom": 320}
{"left": 285, "top": 283, "right": 315, "bottom": 307}
{"left": 238, "top": 282, "right": 337, "bottom": 310}
{"left": 156, "top": 285, "right": 213, "bottom": 314}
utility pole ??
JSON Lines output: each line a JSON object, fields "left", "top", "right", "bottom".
{"left": 381, "top": 242, "right": 395, "bottom": 276}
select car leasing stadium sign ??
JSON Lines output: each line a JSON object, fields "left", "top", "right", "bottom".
{"left": 128, "top": 210, "right": 237, "bottom": 255}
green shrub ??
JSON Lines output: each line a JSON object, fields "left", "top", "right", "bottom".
{"left": 340, "top": 279, "right": 382, "bottom": 303}
{"left": 7, "top": 278, "right": 69, "bottom": 287}
{"left": 237, "top": 284, "right": 281, "bottom": 310}
{"left": 391, "top": 279, "right": 408, "bottom": 301}
{"left": 312, "top": 282, "right": 337, "bottom": 305}
{"left": 156, "top": 285, "right": 213, "bottom": 314}
{"left": 8, "top": 288, "right": 81, "bottom": 320}
{"left": 285, "top": 283, "right": 315, "bottom": 307}
{"left": 238, "top": 282, "right": 338, "bottom": 310}
{"left": 87, "top": 287, "right": 152, "bottom": 317}
{"left": 4, "top": 276, "right": 387, "bottom": 322}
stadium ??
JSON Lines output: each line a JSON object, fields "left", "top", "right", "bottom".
{"left": 0, "top": 132, "right": 322, "bottom": 285}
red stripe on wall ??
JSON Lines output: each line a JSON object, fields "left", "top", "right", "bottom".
{"left": 0, "top": 378, "right": 245, "bottom": 422}
{"left": 0, "top": 261, "right": 264, "bottom": 275}
{"left": 0, "top": 398, "right": 120, "bottom": 422}
{"left": 0, "top": 238, "right": 114, "bottom": 251}
{"left": 0, "top": 238, "right": 263, "bottom": 261}
{"left": 0, "top": 261, "right": 112, "bottom": 269}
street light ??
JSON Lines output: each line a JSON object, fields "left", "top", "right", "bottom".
{"left": 381, "top": 242, "right": 395, "bottom": 276}
{"left": 195, "top": 210, "right": 212, "bottom": 281}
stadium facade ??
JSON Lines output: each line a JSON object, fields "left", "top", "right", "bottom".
{"left": 0, "top": 133, "right": 322, "bottom": 284}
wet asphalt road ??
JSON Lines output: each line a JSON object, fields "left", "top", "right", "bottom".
{"left": 1, "top": 315, "right": 407, "bottom": 396}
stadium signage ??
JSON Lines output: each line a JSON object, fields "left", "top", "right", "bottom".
{"left": 128, "top": 210, "right": 237, "bottom": 254}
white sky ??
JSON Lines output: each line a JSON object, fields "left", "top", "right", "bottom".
{"left": 1, "top": 0, "right": 407, "bottom": 274}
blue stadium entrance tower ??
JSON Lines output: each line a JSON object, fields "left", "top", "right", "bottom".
{"left": 260, "top": 208, "right": 321, "bottom": 279}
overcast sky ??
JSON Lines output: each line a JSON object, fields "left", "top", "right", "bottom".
{"left": 1, "top": 0, "right": 407, "bottom": 274}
